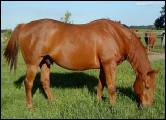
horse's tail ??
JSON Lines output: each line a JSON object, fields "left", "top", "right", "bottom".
{"left": 3, "top": 24, "right": 24, "bottom": 70}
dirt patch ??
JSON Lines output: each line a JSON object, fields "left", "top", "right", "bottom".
{"left": 148, "top": 52, "right": 165, "bottom": 61}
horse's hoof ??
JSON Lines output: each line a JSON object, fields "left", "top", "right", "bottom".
{"left": 97, "top": 96, "right": 102, "bottom": 102}
{"left": 109, "top": 100, "right": 116, "bottom": 106}
{"left": 48, "top": 96, "right": 55, "bottom": 102}
{"left": 109, "top": 95, "right": 117, "bottom": 106}
{"left": 27, "top": 104, "right": 32, "bottom": 109}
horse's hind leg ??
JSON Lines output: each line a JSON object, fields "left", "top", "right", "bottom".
{"left": 97, "top": 67, "right": 106, "bottom": 101}
{"left": 24, "top": 65, "right": 37, "bottom": 109}
{"left": 40, "top": 63, "right": 53, "bottom": 101}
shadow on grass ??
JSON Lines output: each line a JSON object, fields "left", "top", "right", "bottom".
{"left": 14, "top": 72, "right": 137, "bottom": 102}
{"left": 101, "top": 87, "right": 137, "bottom": 103}
{"left": 117, "top": 87, "right": 137, "bottom": 102}
{"left": 14, "top": 72, "right": 99, "bottom": 98}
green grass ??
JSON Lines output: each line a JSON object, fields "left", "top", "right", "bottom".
{"left": 1, "top": 50, "right": 165, "bottom": 119}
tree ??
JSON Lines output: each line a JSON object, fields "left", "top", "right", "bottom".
{"left": 60, "top": 11, "right": 73, "bottom": 24}
{"left": 160, "top": 5, "right": 165, "bottom": 27}
{"left": 160, "top": 5, "right": 165, "bottom": 18}
{"left": 154, "top": 5, "right": 165, "bottom": 29}
{"left": 154, "top": 17, "right": 164, "bottom": 29}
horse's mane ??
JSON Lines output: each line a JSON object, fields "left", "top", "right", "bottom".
{"left": 127, "top": 31, "right": 151, "bottom": 75}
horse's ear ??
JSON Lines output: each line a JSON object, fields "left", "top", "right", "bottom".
{"left": 144, "top": 69, "right": 159, "bottom": 89}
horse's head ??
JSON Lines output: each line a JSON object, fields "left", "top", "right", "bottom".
{"left": 133, "top": 69, "right": 159, "bottom": 107}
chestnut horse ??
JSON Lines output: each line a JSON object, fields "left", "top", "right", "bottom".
{"left": 4, "top": 19, "right": 159, "bottom": 108}
{"left": 144, "top": 32, "right": 156, "bottom": 52}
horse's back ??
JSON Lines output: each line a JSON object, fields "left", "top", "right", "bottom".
{"left": 18, "top": 18, "right": 132, "bottom": 70}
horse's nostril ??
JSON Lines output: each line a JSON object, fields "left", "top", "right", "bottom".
{"left": 145, "top": 85, "right": 150, "bottom": 89}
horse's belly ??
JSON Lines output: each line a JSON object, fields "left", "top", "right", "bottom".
{"left": 55, "top": 60, "right": 100, "bottom": 70}
{"left": 51, "top": 50, "right": 100, "bottom": 70}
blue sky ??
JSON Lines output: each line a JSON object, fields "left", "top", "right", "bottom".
{"left": 1, "top": 1, "right": 165, "bottom": 29}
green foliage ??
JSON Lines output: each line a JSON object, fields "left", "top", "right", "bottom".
{"left": 1, "top": 30, "right": 12, "bottom": 52}
{"left": 1, "top": 30, "right": 12, "bottom": 45}
{"left": 160, "top": 5, "right": 165, "bottom": 21}
{"left": 154, "top": 17, "right": 165, "bottom": 30}
{"left": 129, "top": 25, "right": 155, "bottom": 29}
{"left": 154, "top": 5, "right": 165, "bottom": 29}
{"left": 60, "top": 11, "right": 73, "bottom": 24}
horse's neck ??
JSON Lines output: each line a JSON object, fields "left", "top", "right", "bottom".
{"left": 127, "top": 37, "right": 152, "bottom": 75}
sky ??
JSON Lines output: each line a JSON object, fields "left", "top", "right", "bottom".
{"left": 1, "top": 1, "right": 165, "bottom": 29}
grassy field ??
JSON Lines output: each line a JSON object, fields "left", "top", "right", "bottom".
{"left": 1, "top": 29, "right": 165, "bottom": 119}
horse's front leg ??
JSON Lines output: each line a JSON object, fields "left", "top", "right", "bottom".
{"left": 102, "top": 61, "right": 117, "bottom": 105}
